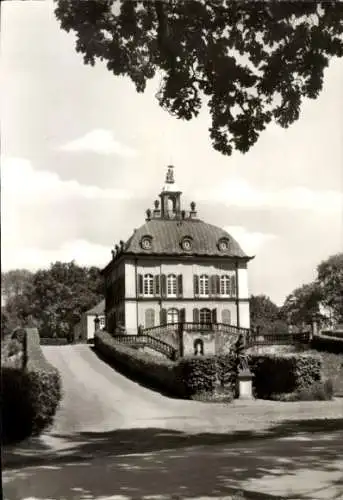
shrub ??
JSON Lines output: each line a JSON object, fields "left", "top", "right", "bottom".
{"left": 295, "top": 379, "right": 334, "bottom": 401}
{"left": 311, "top": 335, "right": 343, "bottom": 354}
{"left": 178, "top": 356, "right": 217, "bottom": 396}
{"left": 215, "top": 353, "right": 239, "bottom": 396}
{"left": 271, "top": 379, "right": 334, "bottom": 402}
{"left": 248, "top": 352, "right": 322, "bottom": 399}
{"left": 2, "top": 328, "right": 62, "bottom": 445}
{"left": 94, "top": 331, "right": 181, "bottom": 396}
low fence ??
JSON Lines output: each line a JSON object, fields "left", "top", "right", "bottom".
{"left": 246, "top": 331, "right": 311, "bottom": 347}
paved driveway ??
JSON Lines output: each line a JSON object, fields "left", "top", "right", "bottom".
{"left": 3, "top": 345, "right": 343, "bottom": 499}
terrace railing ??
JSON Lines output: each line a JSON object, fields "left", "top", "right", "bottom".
{"left": 112, "top": 334, "right": 177, "bottom": 360}
{"left": 246, "top": 331, "right": 311, "bottom": 347}
{"left": 142, "top": 322, "right": 250, "bottom": 338}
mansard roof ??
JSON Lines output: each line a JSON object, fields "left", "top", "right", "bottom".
{"left": 123, "top": 218, "right": 249, "bottom": 258}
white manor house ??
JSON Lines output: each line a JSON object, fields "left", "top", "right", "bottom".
{"left": 102, "top": 166, "right": 254, "bottom": 336}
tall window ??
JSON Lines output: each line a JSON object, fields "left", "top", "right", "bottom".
{"left": 167, "top": 308, "right": 179, "bottom": 324}
{"left": 200, "top": 308, "right": 211, "bottom": 324}
{"left": 145, "top": 308, "right": 155, "bottom": 328}
{"left": 143, "top": 274, "right": 154, "bottom": 295}
{"left": 222, "top": 309, "right": 231, "bottom": 325}
{"left": 199, "top": 275, "right": 209, "bottom": 296}
{"left": 220, "top": 275, "right": 231, "bottom": 295}
{"left": 167, "top": 274, "right": 177, "bottom": 296}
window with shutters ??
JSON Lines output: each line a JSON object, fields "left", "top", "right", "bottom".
{"left": 143, "top": 274, "right": 154, "bottom": 295}
{"left": 167, "top": 308, "right": 179, "bottom": 324}
{"left": 220, "top": 275, "right": 231, "bottom": 295}
{"left": 200, "top": 308, "right": 211, "bottom": 324}
{"left": 145, "top": 308, "right": 155, "bottom": 328}
{"left": 199, "top": 275, "right": 209, "bottom": 296}
{"left": 222, "top": 309, "right": 231, "bottom": 325}
{"left": 167, "top": 274, "right": 177, "bottom": 296}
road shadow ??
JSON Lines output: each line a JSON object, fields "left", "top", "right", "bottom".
{"left": 3, "top": 419, "right": 343, "bottom": 499}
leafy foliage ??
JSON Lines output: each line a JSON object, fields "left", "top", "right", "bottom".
{"left": 250, "top": 294, "right": 288, "bottom": 334}
{"left": 2, "top": 329, "right": 62, "bottom": 445}
{"left": 1, "top": 270, "right": 34, "bottom": 337}
{"left": 317, "top": 253, "right": 343, "bottom": 324}
{"left": 281, "top": 282, "right": 323, "bottom": 327}
{"left": 2, "top": 262, "right": 104, "bottom": 339}
{"left": 281, "top": 252, "right": 343, "bottom": 328}
{"left": 54, "top": 0, "right": 343, "bottom": 155}
{"left": 248, "top": 352, "right": 322, "bottom": 399}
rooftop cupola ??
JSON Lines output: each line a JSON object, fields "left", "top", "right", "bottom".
{"left": 159, "top": 165, "right": 182, "bottom": 219}
{"left": 144, "top": 165, "right": 199, "bottom": 221}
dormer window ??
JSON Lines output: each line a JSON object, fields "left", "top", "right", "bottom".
{"left": 141, "top": 236, "right": 152, "bottom": 250}
{"left": 218, "top": 238, "right": 229, "bottom": 251}
{"left": 181, "top": 236, "right": 193, "bottom": 251}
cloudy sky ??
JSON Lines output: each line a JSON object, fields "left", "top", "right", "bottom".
{"left": 1, "top": 1, "right": 343, "bottom": 305}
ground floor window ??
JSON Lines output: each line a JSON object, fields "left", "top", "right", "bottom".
{"left": 167, "top": 308, "right": 179, "bottom": 324}
{"left": 222, "top": 309, "right": 231, "bottom": 325}
{"left": 145, "top": 308, "right": 155, "bottom": 328}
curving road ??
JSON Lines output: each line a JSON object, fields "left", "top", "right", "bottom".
{"left": 3, "top": 344, "right": 343, "bottom": 500}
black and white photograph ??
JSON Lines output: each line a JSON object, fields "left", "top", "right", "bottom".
{"left": 2, "top": 1, "right": 343, "bottom": 499}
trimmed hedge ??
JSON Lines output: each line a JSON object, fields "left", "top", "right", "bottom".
{"left": 178, "top": 356, "right": 217, "bottom": 396}
{"left": 94, "top": 331, "right": 181, "bottom": 396}
{"left": 311, "top": 334, "right": 343, "bottom": 354}
{"left": 94, "top": 331, "right": 324, "bottom": 401}
{"left": 248, "top": 352, "right": 322, "bottom": 399}
{"left": 95, "top": 331, "right": 234, "bottom": 398}
{"left": 2, "top": 328, "right": 62, "bottom": 445}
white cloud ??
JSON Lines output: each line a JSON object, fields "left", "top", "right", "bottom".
{"left": 1, "top": 157, "right": 132, "bottom": 205}
{"left": 224, "top": 225, "right": 276, "bottom": 255}
{"left": 59, "top": 129, "right": 138, "bottom": 157}
{"left": 1, "top": 239, "right": 111, "bottom": 272}
{"left": 195, "top": 179, "right": 343, "bottom": 214}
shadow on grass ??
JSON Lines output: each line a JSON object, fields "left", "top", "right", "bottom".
{"left": 3, "top": 420, "right": 343, "bottom": 500}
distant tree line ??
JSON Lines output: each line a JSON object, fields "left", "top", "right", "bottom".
{"left": 1, "top": 253, "right": 342, "bottom": 339}
{"left": 250, "top": 253, "right": 343, "bottom": 333}
{"left": 1, "top": 262, "right": 103, "bottom": 339}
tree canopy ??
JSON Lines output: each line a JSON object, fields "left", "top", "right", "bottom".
{"left": 280, "top": 282, "right": 323, "bottom": 327}
{"left": 54, "top": 0, "right": 343, "bottom": 155}
{"left": 250, "top": 294, "right": 288, "bottom": 334}
{"left": 1, "top": 262, "right": 104, "bottom": 339}
{"left": 280, "top": 252, "right": 343, "bottom": 327}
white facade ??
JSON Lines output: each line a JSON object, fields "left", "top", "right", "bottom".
{"left": 103, "top": 166, "right": 253, "bottom": 337}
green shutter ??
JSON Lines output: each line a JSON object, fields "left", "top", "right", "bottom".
{"left": 216, "top": 275, "right": 220, "bottom": 295}
{"left": 161, "top": 274, "right": 167, "bottom": 297}
{"left": 154, "top": 275, "right": 160, "bottom": 296}
{"left": 138, "top": 274, "right": 143, "bottom": 295}
{"left": 212, "top": 308, "right": 217, "bottom": 323}
{"left": 193, "top": 308, "right": 200, "bottom": 323}
{"left": 193, "top": 275, "right": 199, "bottom": 296}
{"left": 180, "top": 308, "right": 186, "bottom": 324}
{"left": 160, "top": 308, "right": 167, "bottom": 325}
{"left": 177, "top": 274, "right": 183, "bottom": 297}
